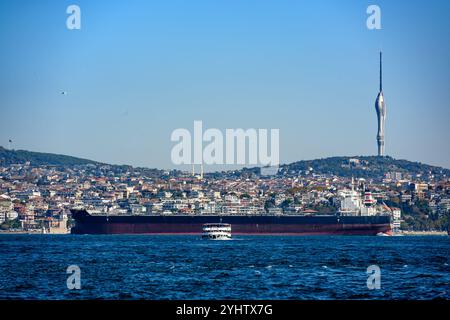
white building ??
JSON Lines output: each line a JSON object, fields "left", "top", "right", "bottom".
{"left": 391, "top": 208, "right": 402, "bottom": 231}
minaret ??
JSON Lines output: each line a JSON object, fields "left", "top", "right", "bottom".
{"left": 375, "top": 51, "right": 386, "bottom": 156}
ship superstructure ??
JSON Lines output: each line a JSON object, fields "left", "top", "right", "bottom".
{"left": 338, "top": 178, "right": 388, "bottom": 217}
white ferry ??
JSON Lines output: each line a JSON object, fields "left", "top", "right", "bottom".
{"left": 202, "top": 223, "right": 232, "bottom": 240}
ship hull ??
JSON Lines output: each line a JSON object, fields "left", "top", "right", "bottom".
{"left": 70, "top": 210, "right": 391, "bottom": 236}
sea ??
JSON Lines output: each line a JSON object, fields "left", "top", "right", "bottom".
{"left": 0, "top": 235, "right": 448, "bottom": 300}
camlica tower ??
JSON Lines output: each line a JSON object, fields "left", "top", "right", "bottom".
{"left": 375, "top": 51, "right": 386, "bottom": 156}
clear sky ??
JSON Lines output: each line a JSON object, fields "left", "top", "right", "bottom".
{"left": 1, "top": 0, "right": 449, "bottom": 170}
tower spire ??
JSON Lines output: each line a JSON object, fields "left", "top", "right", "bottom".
{"left": 379, "top": 51, "right": 382, "bottom": 92}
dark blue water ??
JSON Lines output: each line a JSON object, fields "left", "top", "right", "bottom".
{"left": 0, "top": 235, "right": 448, "bottom": 300}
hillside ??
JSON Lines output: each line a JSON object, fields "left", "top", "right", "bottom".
{"left": 278, "top": 156, "right": 449, "bottom": 180}
{"left": 0, "top": 146, "right": 100, "bottom": 166}
{"left": 1, "top": 147, "right": 448, "bottom": 180}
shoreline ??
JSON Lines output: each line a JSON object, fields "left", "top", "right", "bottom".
{"left": 399, "top": 231, "right": 448, "bottom": 236}
{"left": 0, "top": 230, "right": 447, "bottom": 236}
{"left": 0, "top": 230, "right": 70, "bottom": 235}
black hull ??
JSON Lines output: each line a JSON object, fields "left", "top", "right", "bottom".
{"left": 70, "top": 209, "right": 392, "bottom": 236}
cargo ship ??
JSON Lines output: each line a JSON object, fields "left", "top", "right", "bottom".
{"left": 70, "top": 183, "right": 396, "bottom": 236}
{"left": 70, "top": 209, "right": 391, "bottom": 235}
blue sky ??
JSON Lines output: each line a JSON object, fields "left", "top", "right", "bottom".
{"left": 1, "top": 0, "right": 449, "bottom": 170}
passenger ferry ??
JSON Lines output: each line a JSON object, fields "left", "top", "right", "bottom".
{"left": 202, "top": 223, "right": 232, "bottom": 240}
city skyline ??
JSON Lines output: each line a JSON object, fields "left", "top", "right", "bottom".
{"left": 1, "top": 0, "right": 449, "bottom": 170}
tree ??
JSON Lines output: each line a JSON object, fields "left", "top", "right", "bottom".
{"left": 0, "top": 218, "right": 22, "bottom": 230}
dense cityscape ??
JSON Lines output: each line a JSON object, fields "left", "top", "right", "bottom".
{"left": 1, "top": 151, "right": 449, "bottom": 234}
{"left": 1, "top": 0, "right": 450, "bottom": 307}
